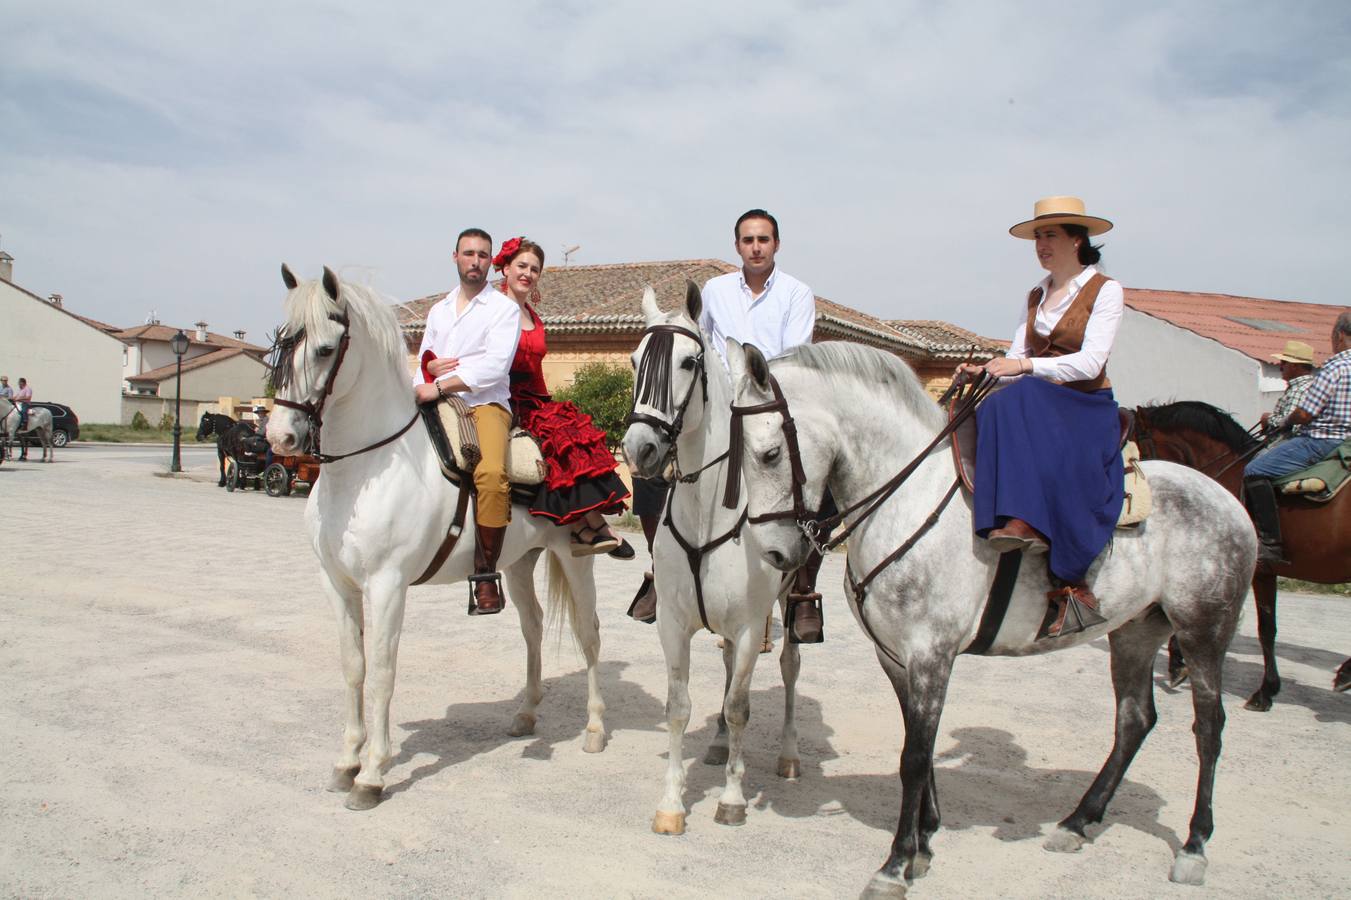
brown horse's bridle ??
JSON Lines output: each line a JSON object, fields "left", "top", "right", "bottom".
{"left": 271, "top": 312, "right": 418, "bottom": 464}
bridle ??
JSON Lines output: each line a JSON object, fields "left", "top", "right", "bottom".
{"left": 727, "top": 369, "right": 999, "bottom": 667}
{"left": 624, "top": 323, "right": 729, "bottom": 484}
{"left": 270, "top": 312, "right": 419, "bottom": 464}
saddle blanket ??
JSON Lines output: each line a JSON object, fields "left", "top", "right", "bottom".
{"left": 1274, "top": 438, "right": 1351, "bottom": 502}
{"left": 435, "top": 396, "right": 546, "bottom": 486}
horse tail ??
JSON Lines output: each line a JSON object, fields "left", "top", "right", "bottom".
{"left": 544, "top": 549, "right": 581, "bottom": 651}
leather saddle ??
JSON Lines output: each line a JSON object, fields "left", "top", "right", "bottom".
{"left": 949, "top": 397, "right": 1149, "bottom": 527}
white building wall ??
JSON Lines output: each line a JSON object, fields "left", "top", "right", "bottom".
{"left": 0, "top": 280, "right": 125, "bottom": 423}
{"left": 1110, "top": 308, "right": 1278, "bottom": 427}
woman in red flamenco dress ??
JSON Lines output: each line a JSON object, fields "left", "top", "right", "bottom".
{"left": 492, "top": 237, "right": 634, "bottom": 557}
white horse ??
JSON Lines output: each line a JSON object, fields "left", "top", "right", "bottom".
{"left": 727, "top": 341, "right": 1253, "bottom": 898}
{"left": 621, "top": 282, "right": 800, "bottom": 834}
{"left": 267, "top": 266, "right": 608, "bottom": 811}
{"left": 0, "top": 398, "right": 54, "bottom": 462}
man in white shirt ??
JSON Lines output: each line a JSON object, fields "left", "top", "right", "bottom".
{"left": 630, "top": 209, "right": 826, "bottom": 644}
{"left": 414, "top": 228, "right": 522, "bottom": 615}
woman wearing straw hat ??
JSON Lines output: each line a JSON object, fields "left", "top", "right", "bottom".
{"left": 956, "top": 196, "right": 1125, "bottom": 640}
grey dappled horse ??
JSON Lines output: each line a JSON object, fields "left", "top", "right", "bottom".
{"left": 727, "top": 341, "right": 1254, "bottom": 899}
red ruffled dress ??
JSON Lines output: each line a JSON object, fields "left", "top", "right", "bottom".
{"left": 511, "top": 305, "right": 630, "bottom": 524}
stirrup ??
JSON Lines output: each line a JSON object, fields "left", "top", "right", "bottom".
{"left": 1038, "top": 588, "right": 1106, "bottom": 640}
{"left": 786, "top": 592, "right": 824, "bottom": 644}
{"left": 467, "top": 571, "right": 503, "bottom": 616}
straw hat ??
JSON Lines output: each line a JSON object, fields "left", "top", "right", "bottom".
{"left": 1010, "top": 196, "right": 1113, "bottom": 239}
{"left": 1271, "top": 340, "right": 1315, "bottom": 365}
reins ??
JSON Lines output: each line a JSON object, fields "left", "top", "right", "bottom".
{"left": 726, "top": 368, "right": 1000, "bottom": 670}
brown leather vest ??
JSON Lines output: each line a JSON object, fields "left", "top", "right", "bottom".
{"left": 1024, "top": 272, "right": 1112, "bottom": 392}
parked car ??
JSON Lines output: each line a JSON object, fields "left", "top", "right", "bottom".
{"left": 14, "top": 402, "right": 81, "bottom": 447}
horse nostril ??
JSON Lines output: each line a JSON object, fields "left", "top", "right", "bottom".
{"left": 766, "top": 549, "right": 785, "bottom": 568}
{"left": 637, "top": 442, "right": 656, "bottom": 467}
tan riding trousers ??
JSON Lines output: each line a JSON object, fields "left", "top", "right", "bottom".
{"left": 471, "top": 403, "right": 512, "bottom": 527}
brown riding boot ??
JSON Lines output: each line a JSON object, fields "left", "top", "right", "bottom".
{"left": 468, "top": 525, "right": 507, "bottom": 615}
{"left": 986, "top": 518, "right": 1049, "bottom": 555}
{"left": 627, "top": 513, "right": 662, "bottom": 624}
{"left": 1038, "top": 583, "right": 1107, "bottom": 640}
{"left": 786, "top": 550, "right": 825, "bottom": 644}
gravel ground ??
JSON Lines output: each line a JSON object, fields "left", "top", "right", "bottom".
{"left": 1, "top": 447, "right": 1347, "bottom": 898}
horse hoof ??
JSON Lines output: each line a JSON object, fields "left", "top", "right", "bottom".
{"left": 905, "top": 853, "right": 931, "bottom": 880}
{"left": 327, "top": 765, "right": 359, "bottom": 793}
{"left": 859, "top": 874, "right": 907, "bottom": 899}
{"left": 652, "top": 810, "right": 686, "bottom": 835}
{"left": 776, "top": 756, "right": 802, "bottom": 780}
{"left": 703, "top": 745, "right": 729, "bottom": 767}
{"left": 344, "top": 783, "right": 382, "bottom": 811}
{"left": 1334, "top": 668, "right": 1351, "bottom": 693}
{"left": 1169, "top": 850, "right": 1208, "bottom": 885}
{"left": 1043, "top": 827, "right": 1085, "bottom": 853}
{"left": 1244, "top": 692, "right": 1273, "bottom": 712}
{"left": 583, "top": 730, "right": 607, "bottom": 754}
{"left": 508, "top": 714, "right": 536, "bottom": 737}
{"left": 1167, "top": 667, "right": 1190, "bottom": 689}
{"left": 714, "top": 803, "right": 747, "bottom": 826}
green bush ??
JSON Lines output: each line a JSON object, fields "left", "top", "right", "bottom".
{"left": 157, "top": 412, "right": 176, "bottom": 431}
{"left": 552, "top": 362, "right": 633, "bottom": 449}
{"left": 131, "top": 411, "right": 151, "bottom": 431}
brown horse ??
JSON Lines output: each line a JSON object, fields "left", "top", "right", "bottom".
{"left": 1134, "top": 401, "right": 1351, "bottom": 709}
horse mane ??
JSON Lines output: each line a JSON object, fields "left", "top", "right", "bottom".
{"left": 774, "top": 341, "right": 945, "bottom": 429}
{"left": 274, "top": 275, "right": 405, "bottom": 385}
{"left": 1138, "top": 400, "right": 1258, "bottom": 453}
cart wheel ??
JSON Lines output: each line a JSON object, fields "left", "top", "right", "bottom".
{"left": 264, "top": 463, "right": 291, "bottom": 497}
{"left": 226, "top": 464, "right": 238, "bottom": 492}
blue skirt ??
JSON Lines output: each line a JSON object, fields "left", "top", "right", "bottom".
{"left": 973, "top": 377, "right": 1124, "bottom": 582}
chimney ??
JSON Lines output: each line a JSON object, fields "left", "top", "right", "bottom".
{"left": 48, "top": 293, "right": 63, "bottom": 308}
{"left": 233, "top": 329, "right": 246, "bottom": 341}
{"left": 195, "top": 320, "right": 209, "bottom": 342}
{"left": 0, "top": 251, "right": 12, "bottom": 282}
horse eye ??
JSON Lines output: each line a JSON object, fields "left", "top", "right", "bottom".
{"left": 680, "top": 357, "right": 696, "bottom": 371}
{"left": 316, "top": 345, "right": 336, "bottom": 358}
{"left": 762, "top": 446, "right": 781, "bottom": 465}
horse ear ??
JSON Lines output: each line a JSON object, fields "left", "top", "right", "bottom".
{"left": 640, "top": 285, "right": 660, "bottom": 322}
{"left": 281, "top": 263, "right": 298, "bottom": 290}
{"left": 322, "top": 266, "right": 340, "bottom": 302}
{"left": 685, "top": 279, "right": 702, "bottom": 323}
{"left": 746, "top": 343, "right": 771, "bottom": 392}
{"left": 725, "top": 338, "right": 748, "bottom": 388}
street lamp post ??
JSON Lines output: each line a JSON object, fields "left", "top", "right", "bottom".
{"left": 170, "top": 329, "right": 189, "bottom": 473}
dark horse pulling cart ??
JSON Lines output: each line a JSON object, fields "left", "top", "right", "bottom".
{"left": 225, "top": 431, "right": 272, "bottom": 492}
{"left": 263, "top": 453, "right": 320, "bottom": 497}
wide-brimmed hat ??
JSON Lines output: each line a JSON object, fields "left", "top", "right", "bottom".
{"left": 1010, "top": 196, "right": 1113, "bottom": 239}
{"left": 1271, "top": 340, "right": 1315, "bottom": 365}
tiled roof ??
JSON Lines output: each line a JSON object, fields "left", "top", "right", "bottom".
{"left": 125, "top": 348, "right": 261, "bottom": 384}
{"left": 397, "top": 259, "right": 923, "bottom": 353}
{"left": 115, "top": 323, "right": 267, "bottom": 355}
{"left": 887, "top": 320, "right": 1008, "bottom": 361}
{"left": 1124, "top": 290, "right": 1348, "bottom": 365}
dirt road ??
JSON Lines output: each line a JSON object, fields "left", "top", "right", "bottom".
{"left": 2, "top": 448, "right": 1347, "bottom": 897}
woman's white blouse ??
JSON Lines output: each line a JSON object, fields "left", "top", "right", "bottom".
{"left": 1005, "top": 265, "right": 1123, "bottom": 384}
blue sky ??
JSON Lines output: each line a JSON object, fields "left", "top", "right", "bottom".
{"left": 3, "top": 1, "right": 1349, "bottom": 346}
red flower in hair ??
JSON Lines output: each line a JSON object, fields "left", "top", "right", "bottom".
{"left": 492, "top": 236, "right": 524, "bottom": 271}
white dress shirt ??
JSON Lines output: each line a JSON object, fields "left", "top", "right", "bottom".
{"left": 1006, "top": 265, "right": 1123, "bottom": 384}
{"left": 701, "top": 266, "right": 816, "bottom": 369}
{"left": 413, "top": 284, "right": 522, "bottom": 409}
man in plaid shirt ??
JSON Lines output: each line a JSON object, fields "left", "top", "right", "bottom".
{"left": 1245, "top": 312, "right": 1351, "bottom": 561}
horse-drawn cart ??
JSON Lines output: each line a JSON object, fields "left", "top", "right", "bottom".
{"left": 224, "top": 432, "right": 271, "bottom": 492}
{"left": 263, "top": 453, "right": 320, "bottom": 497}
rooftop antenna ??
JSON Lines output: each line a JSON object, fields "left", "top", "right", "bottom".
{"left": 145, "top": 309, "right": 159, "bottom": 325}
{"left": 562, "top": 244, "right": 581, "bottom": 266}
